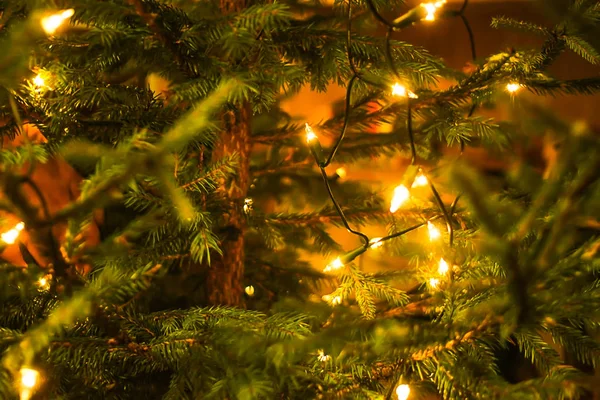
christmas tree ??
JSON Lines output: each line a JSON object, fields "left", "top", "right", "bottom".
{"left": 0, "top": 0, "right": 599, "bottom": 398}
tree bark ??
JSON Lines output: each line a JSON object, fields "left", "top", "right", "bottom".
{"left": 206, "top": 103, "right": 252, "bottom": 306}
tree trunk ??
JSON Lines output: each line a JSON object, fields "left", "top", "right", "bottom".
{"left": 206, "top": 100, "right": 252, "bottom": 307}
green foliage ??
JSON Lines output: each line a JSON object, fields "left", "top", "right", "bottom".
{"left": 0, "top": 0, "right": 599, "bottom": 399}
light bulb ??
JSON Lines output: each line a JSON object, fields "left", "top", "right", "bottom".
{"left": 244, "top": 285, "right": 255, "bottom": 296}
{"left": 421, "top": 1, "right": 446, "bottom": 21}
{"left": 324, "top": 257, "right": 344, "bottom": 272}
{"left": 369, "top": 237, "right": 384, "bottom": 249}
{"left": 317, "top": 349, "right": 331, "bottom": 362}
{"left": 2, "top": 222, "right": 25, "bottom": 244}
{"left": 429, "top": 277, "right": 439, "bottom": 288}
{"left": 390, "top": 184, "right": 410, "bottom": 213}
{"left": 33, "top": 74, "right": 45, "bottom": 87}
{"left": 37, "top": 276, "right": 51, "bottom": 291}
{"left": 506, "top": 83, "right": 522, "bottom": 93}
{"left": 305, "top": 123, "right": 317, "bottom": 143}
{"left": 396, "top": 383, "right": 410, "bottom": 400}
{"left": 438, "top": 258, "right": 449, "bottom": 275}
{"left": 41, "top": 9, "right": 75, "bottom": 35}
{"left": 391, "top": 83, "right": 417, "bottom": 99}
{"left": 412, "top": 173, "right": 428, "bottom": 188}
{"left": 428, "top": 221, "right": 441, "bottom": 241}
{"left": 335, "top": 167, "right": 347, "bottom": 179}
{"left": 243, "top": 198, "right": 253, "bottom": 214}
{"left": 19, "top": 368, "right": 39, "bottom": 400}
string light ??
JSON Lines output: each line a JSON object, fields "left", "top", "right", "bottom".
{"left": 243, "top": 198, "right": 253, "bottom": 214}
{"left": 438, "top": 258, "right": 449, "bottom": 275}
{"left": 412, "top": 173, "right": 428, "bottom": 188}
{"left": 324, "top": 257, "right": 344, "bottom": 273}
{"left": 18, "top": 368, "right": 39, "bottom": 400}
{"left": 322, "top": 294, "right": 342, "bottom": 306}
{"left": 421, "top": 1, "right": 446, "bottom": 21}
{"left": 305, "top": 123, "right": 325, "bottom": 166}
{"left": 428, "top": 221, "right": 441, "bottom": 241}
{"left": 317, "top": 349, "right": 331, "bottom": 362}
{"left": 32, "top": 74, "right": 45, "bottom": 87}
{"left": 37, "top": 276, "right": 51, "bottom": 291}
{"left": 396, "top": 383, "right": 411, "bottom": 400}
{"left": 41, "top": 9, "right": 75, "bottom": 35}
{"left": 244, "top": 285, "right": 255, "bottom": 296}
{"left": 1, "top": 222, "right": 25, "bottom": 244}
{"left": 369, "top": 237, "right": 384, "bottom": 249}
{"left": 335, "top": 167, "right": 347, "bottom": 179}
{"left": 391, "top": 83, "right": 418, "bottom": 99}
{"left": 390, "top": 184, "right": 410, "bottom": 213}
{"left": 506, "top": 83, "right": 522, "bottom": 93}
{"left": 429, "top": 277, "right": 440, "bottom": 288}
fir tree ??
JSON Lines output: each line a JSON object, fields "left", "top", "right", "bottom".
{"left": 0, "top": 0, "right": 599, "bottom": 399}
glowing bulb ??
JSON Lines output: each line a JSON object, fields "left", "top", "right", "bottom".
{"left": 317, "top": 349, "right": 331, "bottom": 362}
{"left": 19, "top": 368, "right": 39, "bottom": 400}
{"left": 369, "top": 237, "right": 384, "bottom": 249}
{"left": 243, "top": 198, "right": 253, "bottom": 214}
{"left": 37, "top": 276, "right": 51, "bottom": 291}
{"left": 412, "top": 173, "right": 428, "bottom": 188}
{"left": 421, "top": 1, "right": 446, "bottom": 21}
{"left": 324, "top": 257, "right": 344, "bottom": 272}
{"left": 305, "top": 123, "right": 317, "bottom": 143}
{"left": 396, "top": 384, "right": 410, "bottom": 400}
{"left": 2, "top": 222, "right": 25, "bottom": 244}
{"left": 336, "top": 167, "right": 347, "bottom": 179}
{"left": 32, "top": 74, "right": 45, "bottom": 87}
{"left": 391, "top": 83, "right": 418, "bottom": 99}
{"left": 41, "top": 9, "right": 75, "bottom": 35}
{"left": 506, "top": 83, "right": 522, "bottom": 93}
{"left": 429, "top": 277, "right": 439, "bottom": 288}
{"left": 390, "top": 184, "right": 410, "bottom": 213}
{"left": 428, "top": 221, "right": 441, "bottom": 241}
{"left": 438, "top": 258, "right": 449, "bottom": 275}
{"left": 323, "top": 294, "right": 342, "bottom": 306}
{"left": 244, "top": 285, "right": 255, "bottom": 296}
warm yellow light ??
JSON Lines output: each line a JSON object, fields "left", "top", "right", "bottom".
{"left": 390, "top": 184, "right": 410, "bottom": 213}
{"left": 412, "top": 173, "right": 428, "bottom": 188}
{"left": 428, "top": 221, "right": 441, "bottom": 241}
{"left": 429, "top": 277, "right": 439, "bottom": 288}
{"left": 336, "top": 167, "right": 347, "bottom": 179}
{"left": 243, "top": 198, "right": 253, "bottom": 214}
{"left": 2, "top": 222, "right": 25, "bottom": 244}
{"left": 438, "top": 258, "right": 449, "bottom": 275}
{"left": 324, "top": 257, "right": 344, "bottom": 272}
{"left": 32, "top": 74, "right": 45, "bottom": 87}
{"left": 369, "top": 237, "right": 384, "bottom": 249}
{"left": 37, "top": 277, "right": 51, "bottom": 291}
{"left": 244, "top": 285, "right": 255, "bottom": 296}
{"left": 506, "top": 83, "right": 522, "bottom": 93}
{"left": 317, "top": 349, "right": 331, "bottom": 362}
{"left": 421, "top": 1, "right": 446, "bottom": 21}
{"left": 396, "top": 383, "right": 411, "bottom": 400}
{"left": 19, "top": 368, "right": 39, "bottom": 400}
{"left": 323, "top": 294, "right": 342, "bottom": 306}
{"left": 41, "top": 9, "right": 75, "bottom": 35}
{"left": 391, "top": 83, "right": 418, "bottom": 99}
{"left": 305, "top": 123, "right": 317, "bottom": 143}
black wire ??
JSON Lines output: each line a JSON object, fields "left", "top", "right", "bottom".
{"left": 324, "top": 74, "right": 357, "bottom": 167}
{"left": 428, "top": 180, "right": 454, "bottom": 247}
{"left": 319, "top": 166, "right": 370, "bottom": 248}
{"left": 385, "top": 27, "right": 401, "bottom": 80}
{"left": 364, "top": 0, "right": 395, "bottom": 29}
{"left": 380, "top": 215, "right": 441, "bottom": 243}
